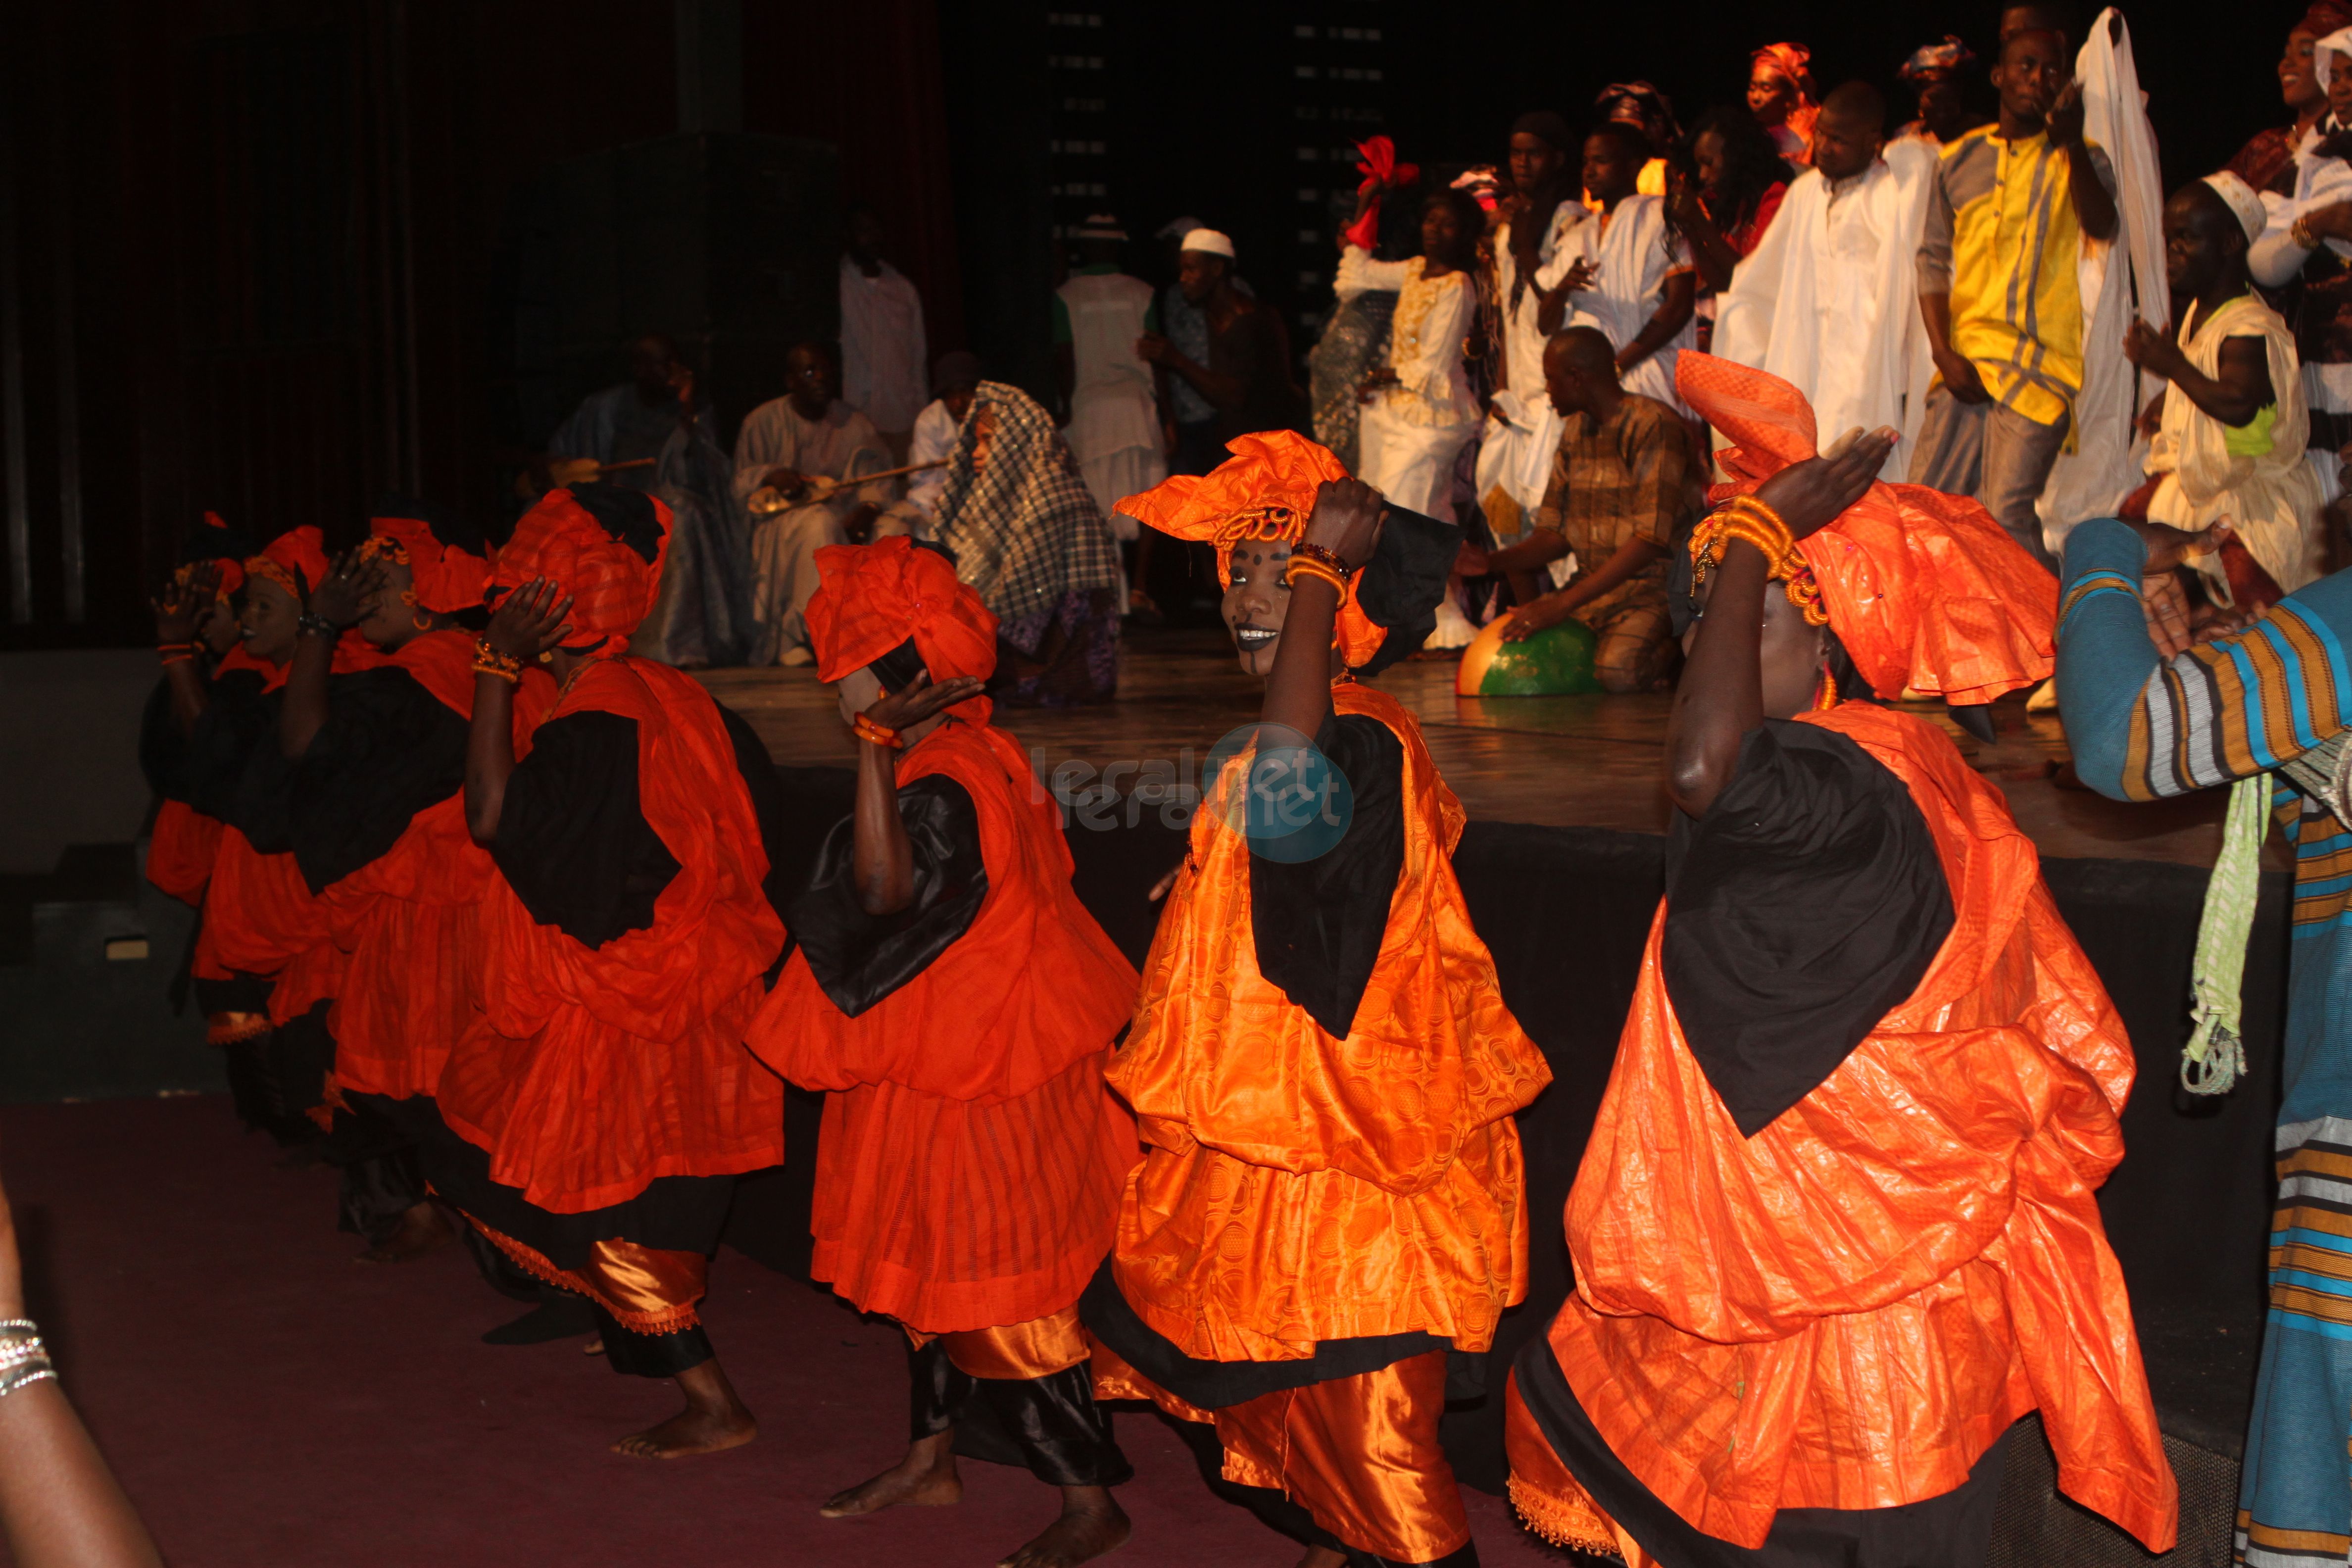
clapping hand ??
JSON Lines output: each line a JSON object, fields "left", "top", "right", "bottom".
{"left": 1750, "top": 427, "right": 1898, "bottom": 540}
{"left": 484, "top": 578, "right": 575, "bottom": 663}
{"left": 861, "top": 670, "right": 985, "bottom": 734}
{"left": 150, "top": 563, "right": 219, "bottom": 644}
{"left": 308, "top": 550, "right": 387, "bottom": 630}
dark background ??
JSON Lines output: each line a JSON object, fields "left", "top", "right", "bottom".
{"left": 0, "top": 0, "right": 2296, "bottom": 647}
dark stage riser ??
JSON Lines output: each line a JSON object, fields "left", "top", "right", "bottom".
{"left": 726, "top": 767, "right": 2282, "bottom": 1559}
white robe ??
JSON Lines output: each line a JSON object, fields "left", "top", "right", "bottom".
{"left": 2035, "top": 7, "right": 2169, "bottom": 551}
{"left": 1058, "top": 271, "right": 1166, "bottom": 539}
{"left": 1569, "top": 194, "right": 1696, "bottom": 417}
{"left": 1478, "top": 201, "right": 1594, "bottom": 514}
{"left": 1336, "top": 248, "right": 1479, "bottom": 520}
{"left": 1715, "top": 150, "right": 1936, "bottom": 480}
{"left": 2148, "top": 294, "right": 2325, "bottom": 600}
{"left": 839, "top": 257, "right": 929, "bottom": 436}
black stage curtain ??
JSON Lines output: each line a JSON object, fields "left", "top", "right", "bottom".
{"left": 725, "top": 767, "right": 2285, "bottom": 1490}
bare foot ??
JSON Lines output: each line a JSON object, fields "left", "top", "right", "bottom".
{"left": 821, "top": 1429, "right": 962, "bottom": 1517}
{"left": 999, "top": 1486, "right": 1130, "bottom": 1568}
{"left": 359, "top": 1202, "right": 450, "bottom": 1264}
{"left": 1297, "top": 1548, "right": 1346, "bottom": 1568}
{"left": 611, "top": 1358, "right": 757, "bottom": 1459}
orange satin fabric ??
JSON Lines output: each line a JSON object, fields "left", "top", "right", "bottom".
{"left": 491, "top": 489, "right": 671, "bottom": 659}
{"left": 915, "top": 1306, "right": 1092, "bottom": 1380}
{"left": 747, "top": 720, "right": 1141, "bottom": 1332}
{"left": 366, "top": 513, "right": 491, "bottom": 615}
{"left": 318, "top": 632, "right": 555, "bottom": 1103}
{"left": 1094, "top": 1340, "right": 1470, "bottom": 1562}
{"left": 1108, "top": 684, "right": 1551, "bottom": 1362}
{"left": 435, "top": 657, "right": 784, "bottom": 1214}
{"left": 807, "top": 535, "right": 1000, "bottom": 724}
{"left": 465, "top": 1214, "right": 707, "bottom": 1335}
{"left": 1545, "top": 701, "right": 2176, "bottom": 1552}
{"left": 1503, "top": 1374, "right": 1638, "bottom": 1561}
{"left": 1677, "top": 353, "right": 2057, "bottom": 706}
{"left": 146, "top": 800, "right": 221, "bottom": 906}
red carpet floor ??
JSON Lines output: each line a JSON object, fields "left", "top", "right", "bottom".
{"left": 0, "top": 1096, "right": 1565, "bottom": 1567}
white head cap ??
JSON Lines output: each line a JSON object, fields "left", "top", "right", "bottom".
{"left": 2316, "top": 26, "right": 2352, "bottom": 88}
{"left": 2202, "top": 170, "right": 2268, "bottom": 245}
{"left": 1179, "top": 228, "right": 1236, "bottom": 259}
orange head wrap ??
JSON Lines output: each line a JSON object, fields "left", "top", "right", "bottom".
{"left": 808, "top": 536, "right": 999, "bottom": 724}
{"left": 1676, "top": 353, "right": 2056, "bottom": 707}
{"left": 361, "top": 494, "right": 492, "bottom": 615}
{"left": 1115, "top": 431, "right": 1387, "bottom": 668}
{"left": 491, "top": 487, "right": 670, "bottom": 659}
{"left": 176, "top": 511, "right": 248, "bottom": 601}
{"left": 1751, "top": 42, "right": 1820, "bottom": 154}
{"left": 245, "top": 525, "right": 330, "bottom": 603}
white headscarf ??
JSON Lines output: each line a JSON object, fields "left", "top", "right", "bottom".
{"left": 2313, "top": 25, "right": 2352, "bottom": 88}
{"left": 2202, "top": 170, "right": 2269, "bottom": 244}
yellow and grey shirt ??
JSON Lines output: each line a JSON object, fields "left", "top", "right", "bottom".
{"left": 1915, "top": 125, "right": 2114, "bottom": 428}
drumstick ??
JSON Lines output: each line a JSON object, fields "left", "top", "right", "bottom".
{"left": 823, "top": 458, "right": 949, "bottom": 486}
{"left": 593, "top": 457, "right": 657, "bottom": 473}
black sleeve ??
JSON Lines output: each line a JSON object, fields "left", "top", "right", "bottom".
{"left": 286, "top": 668, "right": 470, "bottom": 893}
{"left": 139, "top": 679, "right": 187, "bottom": 799}
{"left": 226, "top": 689, "right": 295, "bottom": 850}
{"left": 784, "top": 776, "right": 988, "bottom": 1018}
{"left": 1661, "top": 720, "right": 1955, "bottom": 1138}
{"left": 713, "top": 702, "right": 796, "bottom": 932}
{"left": 1249, "top": 711, "right": 1407, "bottom": 1039}
{"left": 141, "top": 668, "right": 271, "bottom": 811}
{"left": 493, "top": 711, "right": 682, "bottom": 949}
{"left": 1352, "top": 503, "right": 1464, "bottom": 677}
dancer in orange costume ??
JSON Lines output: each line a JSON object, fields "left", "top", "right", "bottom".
{"left": 746, "top": 535, "right": 1140, "bottom": 1568}
{"left": 1502, "top": 356, "right": 2178, "bottom": 1567}
{"left": 427, "top": 485, "right": 786, "bottom": 1458}
{"left": 1091, "top": 434, "right": 1553, "bottom": 1568}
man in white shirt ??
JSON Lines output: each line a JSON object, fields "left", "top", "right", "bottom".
{"left": 1715, "top": 82, "right": 1937, "bottom": 479}
{"left": 875, "top": 351, "right": 983, "bottom": 539}
{"left": 838, "top": 205, "right": 929, "bottom": 463}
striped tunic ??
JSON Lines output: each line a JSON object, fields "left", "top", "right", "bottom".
{"left": 2056, "top": 517, "right": 2352, "bottom": 1568}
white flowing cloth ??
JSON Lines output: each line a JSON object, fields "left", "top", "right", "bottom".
{"left": 1569, "top": 194, "right": 1696, "bottom": 417}
{"left": 1336, "top": 247, "right": 1480, "bottom": 519}
{"left": 2035, "top": 7, "right": 2168, "bottom": 553}
{"left": 1058, "top": 270, "right": 1167, "bottom": 540}
{"left": 732, "top": 396, "right": 896, "bottom": 663}
{"left": 2148, "top": 294, "right": 2326, "bottom": 600}
{"left": 1714, "top": 145, "right": 1938, "bottom": 480}
{"left": 839, "top": 256, "right": 929, "bottom": 436}
{"left": 1478, "top": 200, "right": 1593, "bottom": 514}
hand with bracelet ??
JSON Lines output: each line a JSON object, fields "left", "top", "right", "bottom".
{"left": 463, "top": 579, "right": 574, "bottom": 847}
{"left": 303, "top": 549, "right": 386, "bottom": 635}
{"left": 0, "top": 1171, "right": 162, "bottom": 1567}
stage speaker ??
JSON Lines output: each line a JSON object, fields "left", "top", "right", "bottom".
{"left": 494, "top": 131, "right": 841, "bottom": 458}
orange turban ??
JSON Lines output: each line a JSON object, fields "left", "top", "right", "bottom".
{"left": 1677, "top": 354, "right": 2056, "bottom": 706}
{"left": 178, "top": 511, "right": 247, "bottom": 600}
{"left": 808, "top": 536, "right": 999, "bottom": 724}
{"left": 245, "top": 525, "right": 330, "bottom": 602}
{"left": 1116, "top": 431, "right": 1386, "bottom": 667}
{"left": 364, "top": 496, "right": 492, "bottom": 615}
{"left": 492, "top": 487, "right": 670, "bottom": 659}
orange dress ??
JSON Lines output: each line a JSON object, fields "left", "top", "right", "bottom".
{"left": 434, "top": 657, "right": 785, "bottom": 1215}
{"left": 746, "top": 718, "right": 1140, "bottom": 1333}
{"left": 1108, "top": 683, "right": 1553, "bottom": 1362}
{"left": 1510, "top": 703, "right": 2177, "bottom": 1557}
{"left": 302, "top": 632, "right": 554, "bottom": 1103}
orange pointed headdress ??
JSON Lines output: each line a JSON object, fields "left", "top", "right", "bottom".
{"left": 361, "top": 493, "right": 493, "bottom": 616}
{"left": 807, "top": 535, "right": 999, "bottom": 724}
{"left": 1115, "top": 431, "right": 1387, "bottom": 667}
{"left": 1677, "top": 354, "right": 2057, "bottom": 707}
{"left": 492, "top": 487, "right": 670, "bottom": 659}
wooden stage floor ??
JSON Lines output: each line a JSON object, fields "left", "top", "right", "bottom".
{"left": 699, "top": 627, "right": 2249, "bottom": 870}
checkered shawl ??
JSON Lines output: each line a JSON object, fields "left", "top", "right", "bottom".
{"left": 931, "top": 381, "right": 1123, "bottom": 622}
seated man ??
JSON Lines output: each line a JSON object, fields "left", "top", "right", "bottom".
{"left": 734, "top": 341, "right": 897, "bottom": 666}
{"left": 873, "top": 351, "right": 983, "bottom": 541}
{"left": 2125, "top": 174, "right": 2325, "bottom": 604}
{"left": 1464, "top": 328, "right": 1701, "bottom": 693}
{"left": 540, "top": 333, "right": 745, "bottom": 667}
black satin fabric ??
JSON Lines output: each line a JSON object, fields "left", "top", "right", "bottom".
{"left": 594, "top": 1308, "right": 715, "bottom": 1378}
{"left": 1352, "top": 503, "right": 1462, "bottom": 678}
{"left": 1079, "top": 1259, "right": 1484, "bottom": 1409}
{"left": 140, "top": 666, "right": 271, "bottom": 814}
{"left": 713, "top": 701, "right": 796, "bottom": 936}
{"left": 1662, "top": 720, "right": 1953, "bottom": 1138}
{"left": 227, "top": 689, "right": 295, "bottom": 849}
{"left": 417, "top": 1112, "right": 735, "bottom": 1272}
{"left": 1511, "top": 1334, "right": 2006, "bottom": 1568}
{"left": 289, "top": 667, "right": 469, "bottom": 894}
{"left": 1249, "top": 711, "right": 1406, "bottom": 1042}
{"left": 907, "top": 1338, "right": 1133, "bottom": 1487}
{"left": 785, "top": 775, "right": 988, "bottom": 1017}
{"left": 492, "top": 710, "right": 682, "bottom": 950}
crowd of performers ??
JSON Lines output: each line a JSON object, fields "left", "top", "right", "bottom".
{"left": 153, "top": 340, "right": 2352, "bottom": 1568}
